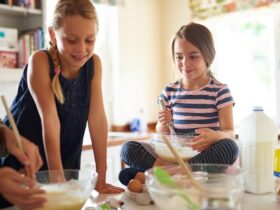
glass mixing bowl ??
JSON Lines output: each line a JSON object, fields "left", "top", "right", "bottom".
{"left": 145, "top": 164, "right": 245, "bottom": 210}
{"left": 35, "top": 169, "right": 97, "bottom": 210}
{"left": 150, "top": 133, "right": 200, "bottom": 162}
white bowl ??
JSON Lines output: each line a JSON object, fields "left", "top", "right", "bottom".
{"left": 35, "top": 169, "right": 97, "bottom": 210}
{"left": 145, "top": 164, "right": 245, "bottom": 210}
{"left": 150, "top": 133, "right": 200, "bottom": 162}
{"left": 126, "top": 185, "right": 153, "bottom": 205}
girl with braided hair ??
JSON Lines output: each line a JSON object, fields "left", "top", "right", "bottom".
{"left": 1, "top": 1, "right": 124, "bottom": 204}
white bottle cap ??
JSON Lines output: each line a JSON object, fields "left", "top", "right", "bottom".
{"left": 253, "top": 106, "right": 264, "bottom": 111}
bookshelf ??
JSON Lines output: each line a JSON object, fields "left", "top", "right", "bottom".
{"left": 0, "top": 3, "right": 42, "bottom": 16}
{"left": 0, "top": 1, "right": 45, "bottom": 73}
{"left": 0, "top": 1, "right": 45, "bottom": 117}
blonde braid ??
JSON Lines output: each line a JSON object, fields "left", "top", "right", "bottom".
{"left": 49, "top": 43, "right": 64, "bottom": 104}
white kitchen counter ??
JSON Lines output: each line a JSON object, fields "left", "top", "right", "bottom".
{"left": 1, "top": 192, "right": 279, "bottom": 210}
{"left": 83, "top": 191, "right": 280, "bottom": 210}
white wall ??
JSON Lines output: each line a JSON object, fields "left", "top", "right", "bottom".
{"left": 162, "top": 0, "right": 191, "bottom": 85}
{"left": 112, "top": 0, "right": 162, "bottom": 125}
{"left": 112, "top": 0, "right": 192, "bottom": 126}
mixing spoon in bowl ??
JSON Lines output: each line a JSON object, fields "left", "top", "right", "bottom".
{"left": 158, "top": 97, "right": 176, "bottom": 135}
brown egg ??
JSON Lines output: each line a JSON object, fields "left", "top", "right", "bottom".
{"left": 127, "top": 179, "right": 143, "bottom": 193}
{"left": 135, "top": 172, "right": 145, "bottom": 184}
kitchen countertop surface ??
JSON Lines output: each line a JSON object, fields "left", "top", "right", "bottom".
{"left": 82, "top": 132, "right": 151, "bottom": 150}
{"left": 1, "top": 191, "right": 279, "bottom": 210}
{"left": 82, "top": 191, "right": 280, "bottom": 210}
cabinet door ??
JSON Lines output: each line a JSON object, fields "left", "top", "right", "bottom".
{"left": 0, "top": 81, "right": 19, "bottom": 117}
{"left": 81, "top": 145, "right": 122, "bottom": 184}
{"left": 107, "top": 146, "right": 122, "bottom": 184}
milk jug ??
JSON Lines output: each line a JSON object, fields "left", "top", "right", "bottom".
{"left": 238, "top": 106, "right": 278, "bottom": 194}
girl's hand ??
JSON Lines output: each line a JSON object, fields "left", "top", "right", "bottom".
{"left": 95, "top": 182, "right": 124, "bottom": 194}
{"left": 6, "top": 131, "right": 43, "bottom": 176}
{"left": 191, "top": 128, "right": 219, "bottom": 151}
{"left": 0, "top": 167, "right": 46, "bottom": 210}
{"left": 158, "top": 109, "right": 173, "bottom": 126}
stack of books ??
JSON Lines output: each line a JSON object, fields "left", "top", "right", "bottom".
{"left": 18, "top": 27, "right": 44, "bottom": 68}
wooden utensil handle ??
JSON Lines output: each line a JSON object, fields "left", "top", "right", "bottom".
{"left": 1, "top": 95, "right": 33, "bottom": 179}
{"left": 162, "top": 135, "right": 203, "bottom": 192}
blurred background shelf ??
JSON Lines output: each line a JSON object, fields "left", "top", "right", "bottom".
{"left": 0, "top": 4, "right": 42, "bottom": 17}
{"left": 0, "top": 1, "right": 44, "bottom": 71}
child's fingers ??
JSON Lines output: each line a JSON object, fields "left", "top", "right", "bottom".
{"left": 9, "top": 147, "right": 30, "bottom": 166}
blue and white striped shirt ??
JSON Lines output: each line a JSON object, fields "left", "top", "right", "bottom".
{"left": 159, "top": 78, "right": 234, "bottom": 134}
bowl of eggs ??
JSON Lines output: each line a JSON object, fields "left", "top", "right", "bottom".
{"left": 145, "top": 164, "right": 245, "bottom": 210}
{"left": 35, "top": 169, "right": 97, "bottom": 210}
{"left": 126, "top": 172, "right": 153, "bottom": 205}
{"left": 150, "top": 133, "right": 200, "bottom": 162}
